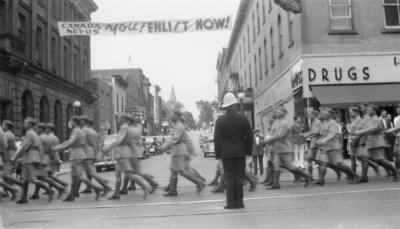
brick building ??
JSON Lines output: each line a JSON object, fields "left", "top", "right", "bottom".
{"left": 91, "top": 77, "right": 113, "bottom": 135}
{"left": 0, "top": 0, "right": 98, "bottom": 140}
{"left": 217, "top": 0, "right": 400, "bottom": 134}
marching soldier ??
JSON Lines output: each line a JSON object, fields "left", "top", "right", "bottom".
{"left": 53, "top": 116, "right": 103, "bottom": 202}
{"left": 11, "top": 118, "right": 54, "bottom": 204}
{"left": 105, "top": 114, "right": 150, "bottom": 200}
{"left": 79, "top": 116, "right": 111, "bottom": 196}
{"left": 45, "top": 123, "right": 67, "bottom": 188}
{"left": 347, "top": 107, "right": 363, "bottom": 173}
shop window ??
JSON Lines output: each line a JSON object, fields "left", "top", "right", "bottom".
{"left": 328, "top": 0, "right": 354, "bottom": 31}
{"left": 0, "top": 100, "right": 13, "bottom": 123}
{"left": 383, "top": 0, "right": 400, "bottom": 28}
{"left": 35, "top": 26, "right": 43, "bottom": 66}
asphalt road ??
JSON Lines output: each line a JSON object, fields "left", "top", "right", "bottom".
{"left": 1, "top": 131, "right": 400, "bottom": 229}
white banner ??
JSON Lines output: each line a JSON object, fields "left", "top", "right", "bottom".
{"left": 58, "top": 16, "right": 232, "bottom": 36}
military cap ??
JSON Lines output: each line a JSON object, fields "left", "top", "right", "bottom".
{"left": 46, "top": 123, "right": 56, "bottom": 130}
{"left": 24, "top": 117, "right": 37, "bottom": 125}
{"left": 37, "top": 123, "right": 46, "bottom": 129}
{"left": 2, "top": 120, "right": 14, "bottom": 128}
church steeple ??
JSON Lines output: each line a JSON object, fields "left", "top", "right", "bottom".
{"left": 170, "top": 85, "right": 177, "bottom": 103}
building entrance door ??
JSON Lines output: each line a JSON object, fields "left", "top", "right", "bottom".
{"left": 0, "top": 99, "right": 13, "bottom": 123}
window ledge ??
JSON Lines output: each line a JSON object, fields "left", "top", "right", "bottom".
{"left": 328, "top": 29, "right": 358, "bottom": 35}
{"left": 381, "top": 28, "right": 400, "bottom": 34}
{"left": 288, "top": 41, "right": 295, "bottom": 48}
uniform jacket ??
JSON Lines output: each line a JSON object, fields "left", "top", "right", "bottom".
{"left": 129, "top": 124, "right": 143, "bottom": 158}
{"left": 107, "top": 123, "right": 139, "bottom": 159}
{"left": 3, "top": 130, "right": 16, "bottom": 162}
{"left": 53, "top": 127, "right": 86, "bottom": 161}
{"left": 39, "top": 133, "right": 52, "bottom": 165}
{"left": 308, "top": 119, "right": 322, "bottom": 149}
{"left": 269, "top": 119, "right": 294, "bottom": 154}
{"left": 0, "top": 127, "right": 7, "bottom": 154}
{"left": 319, "top": 119, "right": 342, "bottom": 151}
{"left": 359, "top": 116, "right": 371, "bottom": 145}
{"left": 348, "top": 116, "right": 363, "bottom": 147}
{"left": 252, "top": 135, "right": 264, "bottom": 156}
{"left": 162, "top": 122, "right": 193, "bottom": 157}
{"left": 214, "top": 110, "right": 253, "bottom": 159}
{"left": 361, "top": 116, "right": 386, "bottom": 149}
{"left": 82, "top": 126, "right": 99, "bottom": 159}
{"left": 48, "top": 133, "right": 61, "bottom": 162}
{"left": 15, "top": 129, "right": 42, "bottom": 164}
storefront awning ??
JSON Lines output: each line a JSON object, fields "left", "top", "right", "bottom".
{"left": 310, "top": 84, "right": 400, "bottom": 107}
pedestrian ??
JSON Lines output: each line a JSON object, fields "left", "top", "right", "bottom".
{"left": 80, "top": 116, "right": 112, "bottom": 196}
{"left": 292, "top": 116, "right": 306, "bottom": 170}
{"left": 30, "top": 123, "right": 66, "bottom": 199}
{"left": 346, "top": 107, "right": 363, "bottom": 173}
{"left": 262, "top": 107, "right": 312, "bottom": 190}
{"left": 300, "top": 110, "right": 322, "bottom": 181}
{"left": 252, "top": 130, "right": 264, "bottom": 176}
{"left": 387, "top": 106, "right": 400, "bottom": 170}
{"left": 1, "top": 121, "right": 24, "bottom": 192}
{"left": 104, "top": 114, "right": 150, "bottom": 200}
{"left": 11, "top": 118, "right": 54, "bottom": 204}
{"left": 53, "top": 116, "right": 103, "bottom": 202}
{"left": 352, "top": 105, "right": 399, "bottom": 182}
{"left": 380, "top": 110, "right": 394, "bottom": 162}
{"left": 315, "top": 108, "right": 359, "bottom": 186}
{"left": 214, "top": 93, "right": 253, "bottom": 209}
{"left": 162, "top": 110, "right": 205, "bottom": 197}
{"left": 0, "top": 123, "right": 21, "bottom": 201}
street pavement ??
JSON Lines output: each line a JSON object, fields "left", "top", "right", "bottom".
{"left": 1, "top": 131, "right": 400, "bottom": 229}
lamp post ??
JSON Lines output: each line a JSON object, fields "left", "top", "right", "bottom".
{"left": 73, "top": 100, "right": 82, "bottom": 116}
{"left": 238, "top": 92, "right": 245, "bottom": 116}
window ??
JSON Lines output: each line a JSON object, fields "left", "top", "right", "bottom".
{"left": 329, "top": 0, "right": 354, "bottom": 31}
{"left": 106, "top": 93, "right": 111, "bottom": 107}
{"left": 36, "top": 27, "right": 43, "bottom": 65}
{"left": 0, "top": 2, "right": 5, "bottom": 32}
{"left": 116, "top": 94, "right": 119, "bottom": 113}
{"left": 73, "top": 53, "right": 78, "bottom": 84}
{"left": 52, "top": 0, "right": 58, "bottom": 18}
{"left": 383, "top": 0, "right": 400, "bottom": 28}
{"left": 252, "top": 13, "right": 256, "bottom": 42}
{"left": 63, "top": 45, "right": 69, "bottom": 79}
{"left": 247, "top": 26, "right": 250, "bottom": 52}
{"left": 51, "top": 37, "right": 57, "bottom": 72}
{"left": 100, "top": 90, "right": 105, "bottom": 106}
{"left": 269, "top": 0, "right": 273, "bottom": 13}
{"left": 63, "top": 0, "right": 68, "bottom": 20}
{"left": 278, "top": 15, "right": 283, "bottom": 58}
{"left": 122, "top": 97, "right": 124, "bottom": 113}
{"left": 288, "top": 13, "right": 294, "bottom": 46}
{"left": 263, "top": 38, "right": 268, "bottom": 74}
{"left": 243, "top": 37, "right": 246, "bottom": 60}
{"left": 257, "top": 2, "right": 261, "bottom": 34}
{"left": 270, "top": 28, "right": 275, "bottom": 67}
{"left": 18, "top": 14, "right": 26, "bottom": 41}
{"left": 258, "top": 47, "right": 263, "bottom": 81}
{"left": 262, "top": 0, "right": 266, "bottom": 24}
{"left": 239, "top": 46, "right": 242, "bottom": 68}
{"left": 254, "top": 55, "right": 258, "bottom": 86}
{"left": 249, "top": 64, "right": 252, "bottom": 88}
{"left": 244, "top": 71, "right": 247, "bottom": 88}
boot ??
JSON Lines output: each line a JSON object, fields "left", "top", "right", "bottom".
{"left": 212, "top": 174, "right": 225, "bottom": 193}
{"left": 163, "top": 177, "right": 178, "bottom": 197}
{"left": 291, "top": 167, "right": 312, "bottom": 188}
{"left": 316, "top": 166, "right": 327, "bottom": 186}
{"left": 93, "top": 175, "right": 112, "bottom": 196}
{"left": 30, "top": 181, "right": 41, "bottom": 200}
{"left": 43, "top": 177, "right": 66, "bottom": 199}
{"left": 308, "top": 165, "right": 314, "bottom": 181}
{"left": 0, "top": 181, "right": 21, "bottom": 202}
{"left": 126, "top": 174, "right": 149, "bottom": 199}
{"left": 338, "top": 163, "right": 360, "bottom": 184}
{"left": 245, "top": 172, "right": 257, "bottom": 192}
{"left": 260, "top": 168, "right": 270, "bottom": 184}
{"left": 357, "top": 158, "right": 369, "bottom": 183}
{"left": 128, "top": 182, "right": 136, "bottom": 191}
{"left": 191, "top": 168, "right": 206, "bottom": 183}
{"left": 180, "top": 171, "right": 205, "bottom": 193}
{"left": 4, "top": 175, "right": 24, "bottom": 187}
{"left": 142, "top": 174, "right": 159, "bottom": 194}
{"left": 120, "top": 176, "right": 129, "bottom": 193}
{"left": 375, "top": 159, "right": 399, "bottom": 182}
{"left": 80, "top": 178, "right": 103, "bottom": 201}
{"left": 264, "top": 169, "right": 274, "bottom": 186}
{"left": 266, "top": 171, "right": 280, "bottom": 190}
{"left": 351, "top": 157, "right": 357, "bottom": 173}
{"left": 328, "top": 164, "right": 342, "bottom": 181}
{"left": 16, "top": 182, "right": 29, "bottom": 204}
{"left": 34, "top": 180, "right": 54, "bottom": 202}
{"left": 368, "top": 160, "right": 380, "bottom": 176}
{"left": 108, "top": 180, "right": 121, "bottom": 200}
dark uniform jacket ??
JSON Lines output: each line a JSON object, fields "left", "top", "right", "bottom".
{"left": 214, "top": 110, "right": 253, "bottom": 159}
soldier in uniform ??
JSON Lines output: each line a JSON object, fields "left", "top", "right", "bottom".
{"left": 1, "top": 121, "right": 24, "bottom": 192}
{"left": 45, "top": 123, "right": 67, "bottom": 187}
{"left": 315, "top": 108, "right": 359, "bottom": 186}
{"left": 262, "top": 107, "right": 312, "bottom": 190}
{"left": 347, "top": 107, "right": 364, "bottom": 173}
{"left": 53, "top": 116, "right": 103, "bottom": 202}
{"left": 30, "top": 123, "right": 66, "bottom": 199}
{"left": 105, "top": 114, "right": 150, "bottom": 200}
{"left": 79, "top": 116, "right": 111, "bottom": 196}
{"left": 352, "top": 105, "right": 399, "bottom": 182}
{"left": 12, "top": 118, "right": 54, "bottom": 204}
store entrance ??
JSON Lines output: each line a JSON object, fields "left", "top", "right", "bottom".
{"left": 0, "top": 99, "right": 13, "bottom": 123}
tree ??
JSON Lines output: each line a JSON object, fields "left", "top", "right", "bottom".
{"left": 166, "top": 100, "right": 184, "bottom": 111}
{"left": 196, "top": 100, "right": 214, "bottom": 128}
{"left": 182, "top": 111, "right": 196, "bottom": 130}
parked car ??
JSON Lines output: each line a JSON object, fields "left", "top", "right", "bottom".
{"left": 95, "top": 134, "right": 117, "bottom": 172}
{"left": 202, "top": 134, "right": 215, "bottom": 157}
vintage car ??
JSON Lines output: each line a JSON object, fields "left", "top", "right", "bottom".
{"left": 94, "top": 134, "right": 117, "bottom": 173}
{"left": 201, "top": 134, "right": 215, "bottom": 157}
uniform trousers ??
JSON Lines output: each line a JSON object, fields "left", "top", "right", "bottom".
{"left": 222, "top": 157, "right": 245, "bottom": 208}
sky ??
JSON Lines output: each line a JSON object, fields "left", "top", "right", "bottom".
{"left": 90, "top": 0, "right": 241, "bottom": 119}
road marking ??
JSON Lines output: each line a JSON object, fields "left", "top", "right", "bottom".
{"left": 13, "top": 186, "right": 400, "bottom": 212}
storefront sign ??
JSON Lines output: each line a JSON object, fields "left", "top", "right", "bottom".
{"left": 58, "top": 16, "right": 232, "bottom": 36}
{"left": 291, "top": 59, "right": 303, "bottom": 90}
{"left": 125, "top": 106, "right": 146, "bottom": 120}
{"left": 307, "top": 66, "right": 370, "bottom": 83}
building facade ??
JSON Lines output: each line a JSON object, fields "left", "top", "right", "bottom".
{"left": 0, "top": 0, "right": 97, "bottom": 140}
{"left": 218, "top": 0, "right": 400, "bottom": 134}
{"left": 92, "top": 77, "right": 113, "bottom": 135}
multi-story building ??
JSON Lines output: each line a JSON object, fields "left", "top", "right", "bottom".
{"left": 218, "top": 0, "right": 400, "bottom": 134}
{"left": 92, "top": 77, "right": 113, "bottom": 135}
{"left": 92, "top": 70, "right": 128, "bottom": 134}
{"left": 0, "top": 0, "right": 97, "bottom": 140}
